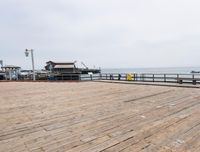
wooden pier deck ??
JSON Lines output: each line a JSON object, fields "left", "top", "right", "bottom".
{"left": 0, "top": 82, "right": 200, "bottom": 152}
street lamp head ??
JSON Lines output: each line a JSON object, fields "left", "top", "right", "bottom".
{"left": 25, "top": 49, "right": 29, "bottom": 57}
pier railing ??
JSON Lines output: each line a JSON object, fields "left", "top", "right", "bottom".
{"left": 100, "top": 73, "right": 200, "bottom": 85}
{"left": 5, "top": 73, "right": 200, "bottom": 85}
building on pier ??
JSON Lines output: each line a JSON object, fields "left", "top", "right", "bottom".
{"left": 44, "top": 61, "right": 101, "bottom": 80}
{"left": 1, "top": 65, "right": 21, "bottom": 80}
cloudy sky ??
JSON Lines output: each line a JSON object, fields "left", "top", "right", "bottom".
{"left": 1, "top": 0, "right": 200, "bottom": 69}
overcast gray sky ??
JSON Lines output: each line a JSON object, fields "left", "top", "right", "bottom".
{"left": 1, "top": 0, "right": 200, "bottom": 69}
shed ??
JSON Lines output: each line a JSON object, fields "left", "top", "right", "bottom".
{"left": 45, "top": 61, "right": 78, "bottom": 73}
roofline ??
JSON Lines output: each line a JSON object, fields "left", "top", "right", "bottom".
{"left": 2, "top": 65, "right": 21, "bottom": 68}
{"left": 46, "top": 61, "right": 76, "bottom": 64}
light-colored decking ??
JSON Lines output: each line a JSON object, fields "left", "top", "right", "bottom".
{"left": 0, "top": 82, "right": 200, "bottom": 152}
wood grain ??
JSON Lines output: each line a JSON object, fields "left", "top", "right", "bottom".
{"left": 0, "top": 82, "right": 199, "bottom": 152}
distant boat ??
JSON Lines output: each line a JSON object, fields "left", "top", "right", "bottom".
{"left": 191, "top": 70, "right": 200, "bottom": 74}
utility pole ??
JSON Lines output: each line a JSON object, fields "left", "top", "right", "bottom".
{"left": 25, "top": 49, "right": 36, "bottom": 81}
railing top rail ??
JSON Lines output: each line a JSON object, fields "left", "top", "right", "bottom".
{"left": 101, "top": 73, "right": 200, "bottom": 75}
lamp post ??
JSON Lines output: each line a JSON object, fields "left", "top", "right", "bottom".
{"left": 25, "top": 49, "right": 36, "bottom": 81}
{"left": 0, "top": 60, "right": 3, "bottom": 66}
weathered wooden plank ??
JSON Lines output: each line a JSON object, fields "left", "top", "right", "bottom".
{"left": 0, "top": 82, "right": 200, "bottom": 152}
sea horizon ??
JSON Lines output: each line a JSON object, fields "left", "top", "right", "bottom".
{"left": 101, "top": 66, "right": 200, "bottom": 74}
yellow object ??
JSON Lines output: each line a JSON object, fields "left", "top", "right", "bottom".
{"left": 126, "top": 73, "right": 133, "bottom": 81}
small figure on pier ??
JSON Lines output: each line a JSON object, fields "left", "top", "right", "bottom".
{"left": 110, "top": 74, "right": 114, "bottom": 80}
{"left": 126, "top": 73, "right": 133, "bottom": 81}
{"left": 118, "top": 74, "right": 121, "bottom": 80}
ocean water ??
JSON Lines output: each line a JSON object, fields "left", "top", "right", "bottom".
{"left": 101, "top": 67, "right": 200, "bottom": 74}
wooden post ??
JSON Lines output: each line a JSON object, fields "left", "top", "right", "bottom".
{"left": 153, "top": 74, "right": 155, "bottom": 82}
{"left": 79, "top": 74, "right": 81, "bottom": 81}
{"left": 177, "top": 74, "right": 179, "bottom": 83}
{"left": 9, "top": 70, "right": 12, "bottom": 80}
{"left": 164, "top": 74, "right": 166, "bottom": 82}
{"left": 90, "top": 74, "right": 93, "bottom": 81}
{"left": 192, "top": 74, "right": 195, "bottom": 85}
